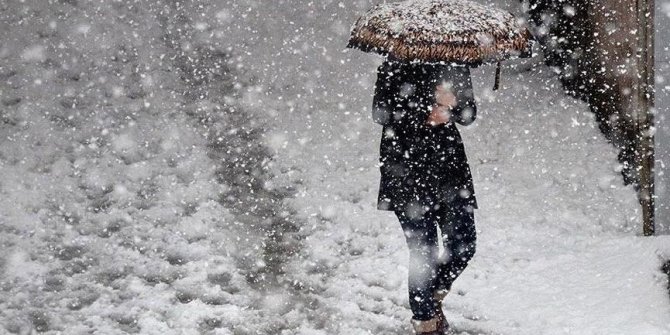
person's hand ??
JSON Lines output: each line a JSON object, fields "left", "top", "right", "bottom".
{"left": 426, "top": 84, "right": 456, "bottom": 126}
{"left": 435, "top": 84, "right": 456, "bottom": 107}
{"left": 426, "top": 104, "right": 451, "bottom": 126}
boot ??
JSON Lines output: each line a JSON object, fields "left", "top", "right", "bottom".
{"left": 433, "top": 290, "right": 450, "bottom": 334}
{"left": 432, "top": 306, "right": 450, "bottom": 334}
{"left": 411, "top": 317, "right": 441, "bottom": 335}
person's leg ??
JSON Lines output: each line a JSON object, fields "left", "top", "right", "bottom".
{"left": 436, "top": 202, "right": 476, "bottom": 292}
{"left": 394, "top": 208, "right": 440, "bottom": 321}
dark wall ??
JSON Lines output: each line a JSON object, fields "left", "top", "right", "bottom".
{"left": 523, "top": 0, "right": 641, "bottom": 187}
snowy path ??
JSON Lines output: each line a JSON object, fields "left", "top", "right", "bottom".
{"left": 0, "top": 1, "right": 306, "bottom": 333}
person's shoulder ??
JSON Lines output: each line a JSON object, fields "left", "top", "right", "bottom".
{"left": 379, "top": 59, "right": 403, "bottom": 69}
{"left": 377, "top": 60, "right": 407, "bottom": 80}
{"left": 432, "top": 63, "right": 472, "bottom": 82}
{"left": 433, "top": 62, "right": 469, "bottom": 72}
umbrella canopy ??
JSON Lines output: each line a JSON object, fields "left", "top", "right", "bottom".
{"left": 347, "top": 0, "right": 532, "bottom": 65}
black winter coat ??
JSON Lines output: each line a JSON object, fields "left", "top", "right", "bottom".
{"left": 373, "top": 60, "right": 478, "bottom": 213}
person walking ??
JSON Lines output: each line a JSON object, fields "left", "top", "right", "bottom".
{"left": 350, "top": 2, "right": 531, "bottom": 333}
{"left": 372, "top": 58, "right": 478, "bottom": 335}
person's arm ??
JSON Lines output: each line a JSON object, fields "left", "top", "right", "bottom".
{"left": 426, "top": 84, "right": 456, "bottom": 126}
{"left": 447, "top": 67, "right": 477, "bottom": 126}
{"left": 372, "top": 64, "right": 394, "bottom": 126}
{"left": 426, "top": 66, "right": 477, "bottom": 127}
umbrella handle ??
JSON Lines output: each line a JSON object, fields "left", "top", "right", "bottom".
{"left": 493, "top": 62, "right": 501, "bottom": 91}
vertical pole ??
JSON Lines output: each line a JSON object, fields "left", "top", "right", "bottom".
{"left": 636, "top": 0, "right": 655, "bottom": 236}
{"left": 493, "top": 62, "right": 501, "bottom": 91}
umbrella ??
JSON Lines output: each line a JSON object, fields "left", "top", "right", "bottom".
{"left": 347, "top": 0, "right": 533, "bottom": 89}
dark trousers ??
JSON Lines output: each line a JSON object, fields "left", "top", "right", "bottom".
{"left": 394, "top": 202, "right": 476, "bottom": 321}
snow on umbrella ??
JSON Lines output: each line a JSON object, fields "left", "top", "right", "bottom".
{"left": 348, "top": 0, "right": 532, "bottom": 64}
{"left": 347, "top": 0, "right": 533, "bottom": 88}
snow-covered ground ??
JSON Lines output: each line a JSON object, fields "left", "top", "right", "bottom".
{"left": 0, "top": 1, "right": 301, "bottom": 333}
{"left": 1, "top": 0, "right": 669, "bottom": 334}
